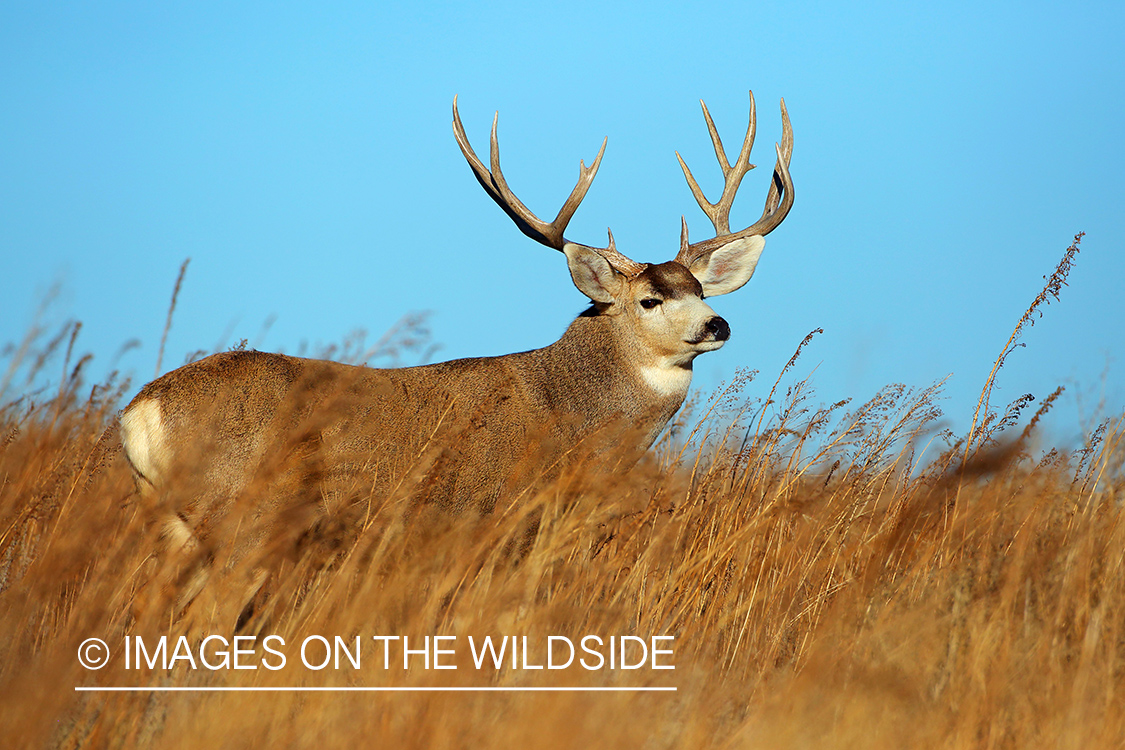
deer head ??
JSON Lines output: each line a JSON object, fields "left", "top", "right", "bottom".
{"left": 451, "top": 91, "right": 794, "bottom": 378}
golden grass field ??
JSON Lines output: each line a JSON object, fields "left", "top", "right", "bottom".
{"left": 2, "top": 235, "right": 1123, "bottom": 748}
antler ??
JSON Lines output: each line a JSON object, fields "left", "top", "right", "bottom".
{"left": 452, "top": 96, "right": 646, "bottom": 277}
{"left": 674, "top": 91, "right": 794, "bottom": 268}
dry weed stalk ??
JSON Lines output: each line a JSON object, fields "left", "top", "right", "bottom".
{"left": 155, "top": 258, "right": 190, "bottom": 378}
{"left": 964, "top": 233, "right": 1083, "bottom": 463}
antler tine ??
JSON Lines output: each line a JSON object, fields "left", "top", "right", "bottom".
{"left": 757, "top": 97, "right": 793, "bottom": 224}
{"left": 677, "top": 94, "right": 794, "bottom": 266}
{"left": 675, "top": 92, "right": 758, "bottom": 236}
{"left": 700, "top": 101, "right": 731, "bottom": 174}
{"left": 553, "top": 138, "right": 606, "bottom": 234}
{"left": 593, "top": 227, "right": 647, "bottom": 277}
{"left": 452, "top": 97, "right": 556, "bottom": 247}
{"left": 452, "top": 95, "right": 606, "bottom": 252}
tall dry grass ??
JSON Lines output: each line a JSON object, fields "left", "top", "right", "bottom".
{"left": 1, "top": 234, "right": 1122, "bottom": 748}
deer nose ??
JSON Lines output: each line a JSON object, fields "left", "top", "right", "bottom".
{"left": 706, "top": 316, "right": 730, "bottom": 341}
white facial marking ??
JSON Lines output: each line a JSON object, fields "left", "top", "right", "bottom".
{"left": 120, "top": 399, "right": 170, "bottom": 488}
{"left": 655, "top": 296, "right": 722, "bottom": 351}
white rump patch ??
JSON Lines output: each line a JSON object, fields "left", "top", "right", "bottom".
{"left": 120, "top": 399, "right": 170, "bottom": 490}
{"left": 160, "top": 514, "right": 197, "bottom": 552}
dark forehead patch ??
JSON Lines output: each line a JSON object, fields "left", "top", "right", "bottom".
{"left": 638, "top": 261, "right": 703, "bottom": 298}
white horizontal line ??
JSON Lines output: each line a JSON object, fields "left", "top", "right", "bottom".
{"left": 75, "top": 686, "right": 676, "bottom": 693}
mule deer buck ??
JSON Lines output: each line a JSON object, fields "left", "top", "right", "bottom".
{"left": 120, "top": 92, "right": 793, "bottom": 578}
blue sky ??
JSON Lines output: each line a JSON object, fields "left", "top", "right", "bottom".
{"left": 2, "top": 1, "right": 1122, "bottom": 445}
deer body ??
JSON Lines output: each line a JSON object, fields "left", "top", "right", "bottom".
{"left": 119, "top": 92, "right": 794, "bottom": 572}
{"left": 122, "top": 275, "right": 703, "bottom": 514}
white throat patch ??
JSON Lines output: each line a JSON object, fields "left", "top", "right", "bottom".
{"left": 639, "top": 362, "right": 693, "bottom": 397}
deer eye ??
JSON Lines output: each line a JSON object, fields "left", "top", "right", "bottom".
{"left": 640, "top": 298, "right": 662, "bottom": 309}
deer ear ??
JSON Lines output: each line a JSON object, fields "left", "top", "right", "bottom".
{"left": 687, "top": 235, "right": 765, "bottom": 297}
{"left": 563, "top": 243, "right": 625, "bottom": 303}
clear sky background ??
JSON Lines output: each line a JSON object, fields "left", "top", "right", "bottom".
{"left": 2, "top": 1, "right": 1122, "bottom": 446}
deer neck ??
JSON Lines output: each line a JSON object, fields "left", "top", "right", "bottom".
{"left": 540, "top": 312, "right": 693, "bottom": 416}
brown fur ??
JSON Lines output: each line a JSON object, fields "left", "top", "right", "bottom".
{"left": 124, "top": 308, "right": 686, "bottom": 528}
